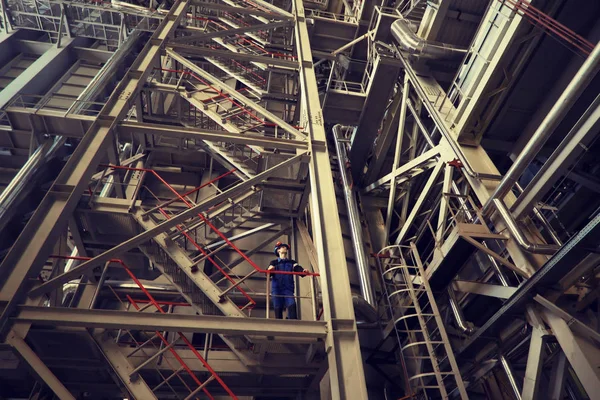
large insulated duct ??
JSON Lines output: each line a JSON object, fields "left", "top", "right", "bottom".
{"left": 334, "top": 125, "right": 376, "bottom": 307}
{"left": 391, "top": 18, "right": 468, "bottom": 60}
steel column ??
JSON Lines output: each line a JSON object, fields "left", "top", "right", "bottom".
{"left": 293, "top": 0, "right": 368, "bottom": 397}
{"left": 521, "top": 319, "right": 547, "bottom": 399}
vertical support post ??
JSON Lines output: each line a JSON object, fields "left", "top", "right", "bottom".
{"left": 293, "top": 0, "right": 368, "bottom": 396}
{"left": 522, "top": 306, "right": 548, "bottom": 400}
{"left": 309, "top": 275, "right": 317, "bottom": 321}
{"left": 436, "top": 164, "right": 452, "bottom": 243}
{"left": 266, "top": 272, "right": 270, "bottom": 319}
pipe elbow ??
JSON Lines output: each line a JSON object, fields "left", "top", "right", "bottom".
{"left": 493, "top": 199, "right": 559, "bottom": 255}
{"left": 391, "top": 18, "right": 467, "bottom": 60}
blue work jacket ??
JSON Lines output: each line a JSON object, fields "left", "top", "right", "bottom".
{"left": 269, "top": 258, "right": 298, "bottom": 291}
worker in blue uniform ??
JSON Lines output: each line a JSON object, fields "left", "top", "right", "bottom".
{"left": 268, "top": 242, "right": 307, "bottom": 319}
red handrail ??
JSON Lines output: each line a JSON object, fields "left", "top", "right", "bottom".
{"left": 501, "top": 0, "right": 594, "bottom": 56}
{"left": 48, "top": 255, "right": 236, "bottom": 399}
{"left": 103, "top": 165, "right": 319, "bottom": 278}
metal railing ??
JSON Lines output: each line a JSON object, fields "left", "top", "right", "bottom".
{"left": 49, "top": 255, "right": 237, "bottom": 399}
{"left": 6, "top": 94, "right": 105, "bottom": 117}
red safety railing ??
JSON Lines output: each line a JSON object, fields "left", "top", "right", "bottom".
{"left": 49, "top": 255, "right": 237, "bottom": 399}
{"left": 97, "top": 165, "right": 319, "bottom": 313}
{"left": 186, "top": 15, "right": 296, "bottom": 61}
{"left": 500, "top": 0, "right": 595, "bottom": 57}
{"left": 158, "top": 67, "right": 304, "bottom": 139}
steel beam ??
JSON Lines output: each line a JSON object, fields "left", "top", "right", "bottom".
{"left": 458, "top": 211, "right": 600, "bottom": 356}
{"left": 119, "top": 121, "right": 308, "bottom": 151}
{"left": 29, "top": 153, "right": 307, "bottom": 297}
{"left": 293, "top": 0, "right": 368, "bottom": 397}
{"left": 521, "top": 321, "right": 546, "bottom": 399}
{"left": 14, "top": 306, "right": 327, "bottom": 338}
{"left": 363, "top": 146, "right": 440, "bottom": 193}
{"left": 0, "top": 0, "right": 191, "bottom": 340}
{"left": 173, "top": 21, "right": 290, "bottom": 43}
{"left": 383, "top": 75, "right": 409, "bottom": 246}
{"left": 89, "top": 330, "right": 157, "bottom": 399}
{"left": 191, "top": 1, "right": 291, "bottom": 19}
{"left": 168, "top": 43, "right": 299, "bottom": 69}
{"left": 394, "top": 160, "right": 444, "bottom": 245}
{"left": 0, "top": 36, "right": 76, "bottom": 108}
{"left": 452, "top": 280, "right": 517, "bottom": 300}
{"left": 6, "top": 329, "right": 76, "bottom": 400}
{"left": 548, "top": 351, "right": 567, "bottom": 400}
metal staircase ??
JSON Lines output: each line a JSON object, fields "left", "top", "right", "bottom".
{"left": 89, "top": 259, "right": 238, "bottom": 399}
{"left": 377, "top": 243, "right": 468, "bottom": 399}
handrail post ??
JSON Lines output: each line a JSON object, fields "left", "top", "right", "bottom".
{"left": 265, "top": 272, "right": 270, "bottom": 319}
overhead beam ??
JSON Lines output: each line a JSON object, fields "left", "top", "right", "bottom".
{"left": 173, "top": 21, "right": 290, "bottom": 43}
{"left": 191, "top": 1, "right": 292, "bottom": 19}
{"left": 119, "top": 121, "right": 308, "bottom": 151}
{"left": 14, "top": 306, "right": 327, "bottom": 338}
{"left": 452, "top": 280, "right": 517, "bottom": 300}
{"left": 168, "top": 43, "right": 299, "bottom": 69}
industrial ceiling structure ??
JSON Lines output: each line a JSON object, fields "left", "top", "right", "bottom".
{"left": 0, "top": 0, "right": 599, "bottom": 398}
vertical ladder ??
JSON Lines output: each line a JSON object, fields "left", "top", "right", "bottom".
{"left": 377, "top": 243, "right": 468, "bottom": 399}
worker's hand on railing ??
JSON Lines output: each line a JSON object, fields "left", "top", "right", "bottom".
{"left": 267, "top": 265, "right": 275, "bottom": 272}
{"left": 293, "top": 264, "right": 309, "bottom": 277}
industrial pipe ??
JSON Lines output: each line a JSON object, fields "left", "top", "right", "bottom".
{"left": 493, "top": 198, "right": 559, "bottom": 255}
{"left": 447, "top": 287, "right": 475, "bottom": 334}
{"left": 333, "top": 124, "right": 376, "bottom": 307}
{"left": 482, "top": 41, "right": 600, "bottom": 215}
{"left": 0, "top": 137, "right": 66, "bottom": 235}
{"left": 500, "top": 354, "right": 523, "bottom": 400}
{"left": 391, "top": 18, "right": 468, "bottom": 60}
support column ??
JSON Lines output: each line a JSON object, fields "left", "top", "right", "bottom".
{"left": 293, "top": 0, "right": 368, "bottom": 398}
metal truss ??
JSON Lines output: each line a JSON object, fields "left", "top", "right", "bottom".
{"left": 0, "top": 0, "right": 368, "bottom": 397}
